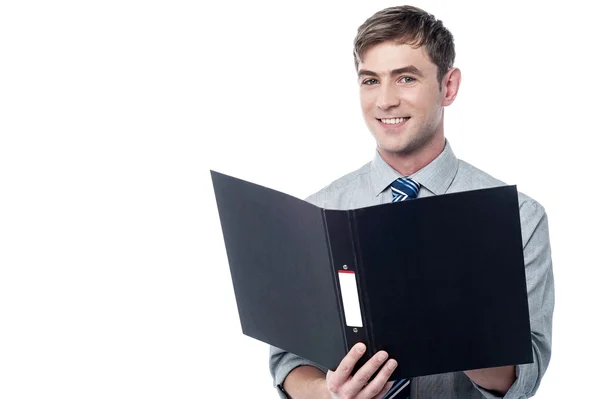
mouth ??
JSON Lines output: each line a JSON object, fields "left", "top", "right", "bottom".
{"left": 376, "top": 117, "right": 410, "bottom": 126}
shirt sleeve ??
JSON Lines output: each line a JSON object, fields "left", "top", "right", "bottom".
{"left": 471, "top": 200, "right": 555, "bottom": 398}
{"left": 269, "top": 345, "right": 329, "bottom": 399}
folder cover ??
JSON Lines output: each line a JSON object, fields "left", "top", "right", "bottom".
{"left": 210, "top": 170, "right": 533, "bottom": 380}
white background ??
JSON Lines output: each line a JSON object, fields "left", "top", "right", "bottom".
{"left": 0, "top": 0, "right": 598, "bottom": 398}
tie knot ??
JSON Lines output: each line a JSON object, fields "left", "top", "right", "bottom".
{"left": 391, "top": 177, "right": 420, "bottom": 202}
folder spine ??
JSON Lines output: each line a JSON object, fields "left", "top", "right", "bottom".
{"left": 348, "top": 210, "right": 375, "bottom": 358}
{"left": 321, "top": 209, "right": 348, "bottom": 354}
{"left": 323, "top": 209, "right": 371, "bottom": 363}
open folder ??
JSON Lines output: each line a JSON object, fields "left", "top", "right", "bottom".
{"left": 210, "top": 170, "right": 533, "bottom": 380}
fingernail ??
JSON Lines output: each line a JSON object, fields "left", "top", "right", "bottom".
{"left": 378, "top": 352, "right": 387, "bottom": 361}
{"left": 356, "top": 344, "right": 366, "bottom": 353}
{"left": 388, "top": 360, "right": 397, "bottom": 370}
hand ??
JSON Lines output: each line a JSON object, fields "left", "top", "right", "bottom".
{"left": 325, "top": 343, "right": 397, "bottom": 399}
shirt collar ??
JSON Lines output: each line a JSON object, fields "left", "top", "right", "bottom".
{"left": 370, "top": 139, "right": 459, "bottom": 196}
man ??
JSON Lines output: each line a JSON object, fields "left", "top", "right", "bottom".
{"left": 269, "top": 5, "right": 554, "bottom": 399}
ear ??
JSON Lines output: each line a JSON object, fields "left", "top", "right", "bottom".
{"left": 442, "top": 67, "right": 461, "bottom": 106}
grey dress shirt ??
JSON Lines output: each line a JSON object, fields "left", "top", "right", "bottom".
{"left": 269, "top": 140, "right": 554, "bottom": 399}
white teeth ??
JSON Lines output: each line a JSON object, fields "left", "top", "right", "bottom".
{"left": 381, "top": 118, "right": 407, "bottom": 124}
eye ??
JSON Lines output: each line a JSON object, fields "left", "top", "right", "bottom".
{"left": 399, "top": 76, "right": 416, "bottom": 84}
{"left": 362, "top": 78, "right": 379, "bottom": 85}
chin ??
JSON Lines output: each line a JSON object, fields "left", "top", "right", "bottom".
{"left": 376, "top": 137, "right": 414, "bottom": 155}
{"left": 378, "top": 131, "right": 440, "bottom": 157}
{"left": 377, "top": 144, "right": 410, "bottom": 157}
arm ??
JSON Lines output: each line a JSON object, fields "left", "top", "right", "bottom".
{"left": 464, "top": 366, "right": 516, "bottom": 395}
{"left": 467, "top": 200, "right": 555, "bottom": 398}
{"left": 283, "top": 366, "right": 330, "bottom": 399}
{"left": 269, "top": 345, "right": 328, "bottom": 399}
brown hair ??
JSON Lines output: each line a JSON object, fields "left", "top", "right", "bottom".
{"left": 353, "top": 5, "right": 455, "bottom": 85}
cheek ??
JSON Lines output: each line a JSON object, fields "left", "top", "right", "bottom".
{"left": 403, "top": 89, "right": 425, "bottom": 105}
{"left": 411, "top": 90, "right": 440, "bottom": 115}
{"left": 359, "top": 90, "right": 376, "bottom": 112}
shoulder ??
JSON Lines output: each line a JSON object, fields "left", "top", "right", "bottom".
{"left": 304, "top": 161, "right": 372, "bottom": 208}
{"left": 456, "top": 159, "right": 547, "bottom": 222}
{"left": 454, "top": 159, "right": 506, "bottom": 190}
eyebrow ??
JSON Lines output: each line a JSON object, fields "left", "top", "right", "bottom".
{"left": 357, "top": 65, "right": 424, "bottom": 79}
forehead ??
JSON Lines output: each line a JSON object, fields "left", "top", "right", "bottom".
{"left": 358, "top": 42, "right": 436, "bottom": 74}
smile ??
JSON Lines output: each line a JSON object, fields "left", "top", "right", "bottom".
{"left": 377, "top": 117, "right": 409, "bottom": 125}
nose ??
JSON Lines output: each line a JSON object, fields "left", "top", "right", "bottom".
{"left": 376, "top": 86, "right": 400, "bottom": 110}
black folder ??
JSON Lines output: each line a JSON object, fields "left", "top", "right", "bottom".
{"left": 210, "top": 170, "right": 533, "bottom": 380}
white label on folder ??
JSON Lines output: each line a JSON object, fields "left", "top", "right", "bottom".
{"left": 338, "top": 270, "right": 363, "bottom": 327}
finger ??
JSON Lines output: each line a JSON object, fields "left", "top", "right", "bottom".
{"left": 345, "top": 351, "right": 390, "bottom": 398}
{"left": 328, "top": 343, "right": 367, "bottom": 392}
{"left": 358, "top": 359, "right": 398, "bottom": 399}
{"left": 373, "top": 381, "right": 394, "bottom": 399}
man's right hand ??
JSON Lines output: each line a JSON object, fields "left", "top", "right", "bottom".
{"left": 325, "top": 343, "right": 397, "bottom": 399}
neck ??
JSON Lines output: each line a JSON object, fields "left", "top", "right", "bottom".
{"left": 378, "top": 133, "right": 446, "bottom": 176}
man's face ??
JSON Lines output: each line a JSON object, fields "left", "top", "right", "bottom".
{"left": 358, "top": 41, "right": 446, "bottom": 157}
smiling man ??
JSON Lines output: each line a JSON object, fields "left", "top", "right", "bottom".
{"left": 269, "top": 5, "right": 554, "bottom": 399}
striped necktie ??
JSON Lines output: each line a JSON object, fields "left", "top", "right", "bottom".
{"left": 391, "top": 177, "right": 420, "bottom": 202}
{"left": 383, "top": 177, "right": 420, "bottom": 399}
